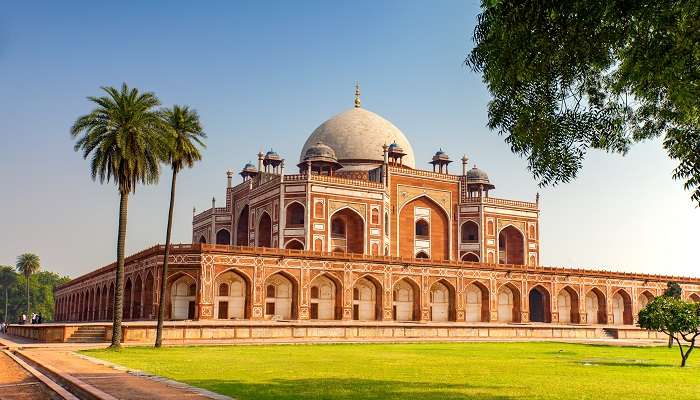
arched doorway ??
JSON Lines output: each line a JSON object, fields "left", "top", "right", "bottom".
{"left": 199, "top": 236, "right": 207, "bottom": 244}
{"left": 353, "top": 276, "right": 381, "bottom": 321}
{"left": 528, "top": 285, "right": 551, "bottom": 323}
{"left": 144, "top": 272, "right": 154, "bottom": 320}
{"left": 497, "top": 284, "right": 521, "bottom": 322}
{"left": 466, "top": 282, "right": 489, "bottom": 322}
{"left": 462, "top": 252, "right": 479, "bottom": 262}
{"left": 257, "top": 212, "right": 272, "bottom": 248}
{"left": 585, "top": 288, "right": 606, "bottom": 324}
{"left": 309, "top": 274, "right": 340, "bottom": 320}
{"left": 612, "top": 290, "right": 633, "bottom": 325}
{"left": 171, "top": 276, "right": 196, "bottom": 320}
{"left": 286, "top": 202, "right": 305, "bottom": 227}
{"left": 236, "top": 205, "right": 249, "bottom": 246}
{"left": 107, "top": 283, "right": 115, "bottom": 320}
{"left": 461, "top": 221, "right": 479, "bottom": 243}
{"left": 557, "top": 287, "right": 580, "bottom": 324}
{"left": 94, "top": 287, "right": 101, "bottom": 320}
{"left": 393, "top": 278, "right": 420, "bottom": 321}
{"left": 133, "top": 275, "right": 143, "bottom": 319}
{"left": 214, "top": 270, "right": 248, "bottom": 319}
{"left": 285, "top": 239, "right": 304, "bottom": 250}
{"left": 398, "top": 196, "right": 449, "bottom": 260}
{"left": 430, "top": 280, "right": 454, "bottom": 322}
{"left": 123, "top": 278, "right": 132, "bottom": 320}
{"left": 265, "top": 273, "right": 297, "bottom": 319}
{"left": 690, "top": 293, "right": 700, "bottom": 303}
{"left": 498, "top": 226, "right": 525, "bottom": 265}
{"left": 330, "top": 208, "right": 364, "bottom": 254}
{"left": 638, "top": 291, "right": 654, "bottom": 311}
{"left": 216, "top": 229, "right": 231, "bottom": 245}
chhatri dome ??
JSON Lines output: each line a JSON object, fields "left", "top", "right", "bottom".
{"left": 299, "top": 83, "right": 416, "bottom": 170}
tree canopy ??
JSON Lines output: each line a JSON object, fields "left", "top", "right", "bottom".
{"left": 638, "top": 296, "right": 700, "bottom": 367}
{"left": 467, "top": 0, "right": 700, "bottom": 205}
{"left": 0, "top": 267, "right": 69, "bottom": 322}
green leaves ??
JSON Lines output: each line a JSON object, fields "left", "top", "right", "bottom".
{"left": 16, "top": 253, "right": 40, "bottom": 278}
{"left": 467, "top": 0, "right": 700, "bottom": 205}
{"left": 160, "top": 105, "right": 206, "bottom": 173}
{"left": 71, "top": 83, "right": 168, "bottom": 194}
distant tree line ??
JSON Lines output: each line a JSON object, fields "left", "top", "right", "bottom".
{"left": 0, "top": 265, "right": 69, "bottom": 323}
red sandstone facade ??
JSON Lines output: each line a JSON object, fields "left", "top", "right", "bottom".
{"left": 54, "top": 90, "right": 700, "bottom": 326}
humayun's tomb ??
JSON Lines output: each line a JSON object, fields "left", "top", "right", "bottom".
{"left": 32, "top": 86, "right": 700, "bottom": 343}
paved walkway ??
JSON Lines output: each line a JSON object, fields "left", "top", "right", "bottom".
{"left": 0, "top": 334, "right": 229, "bottom": 400}
{"left": 0, "top": 351, "right": 59, "bottom": 400}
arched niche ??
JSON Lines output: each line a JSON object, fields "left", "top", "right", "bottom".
{"left": 286, "top": 202, "right": 305, "bottom": 226}
{"left": 353, "top": 275, "right": 382, "bottom": 321}
{"left": 393, "top": 278, "right": 420, "bottom": 321}
{"left": 585, "top": 288, "right": 607, "bottom": 324}
{"left": 309, "top": 274, "right": 341, "bottom": 320}
{"left": 528, "top": 285, "right": 551, "bottom": 323}
{"left": 216, "top": 229, "right": 231, "bottom": 245}
{"left": 612, "top": 289, "right": 633, "bottom": 325}
{"left": 430, "top": 280, "right": 455, "bottom": 322}
{"left": 461, "top": 221, "right": 479, "bottom": 243}
{"left": 497, "top": 283, "right": 521, "bottom": 322}
{"left": 214, "top": 270, "right": 249, "bottom": 319}
{"left": 236, "top": 205, "right": 249, "bottom": 246}
{"left": 498, "top": 225, "right": 525, "bottom": 265}
{"left": 466, "top": 281, "right": 490, "bottom": 322}
{"left": 170, "top": 275, "right": 197, "bottom": 320}
{"left": 257, "top": 212, "right": 272, "bottom": 248}
{"left": 329, "top": 208, "right": 364, "bottom": 254}
{"left": 557, "top": 286, "right": 580, "bottom": 324}
{"left": 264, "top": 272, "right": 298, "bottom": 320}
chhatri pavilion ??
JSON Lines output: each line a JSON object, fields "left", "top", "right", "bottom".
{"left": 53, "top": 85, "right": 700, "bottom": 333}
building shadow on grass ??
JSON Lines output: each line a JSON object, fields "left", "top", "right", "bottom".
{"left": 577, "top": 359, "right": 671, "bottom": 368}
{"left": 186, "top": 378, "right": 521, "bottom": 400}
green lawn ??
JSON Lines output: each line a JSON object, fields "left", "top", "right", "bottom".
{"left": 83, "top": 342, "right": 700, "bottom": 399}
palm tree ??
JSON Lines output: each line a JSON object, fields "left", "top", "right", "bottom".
{"left": 155, "top": 105, "right": 206, "bottom": 348}
{"left": 71, "top": 83, "right": 167, "bottom": 349}
{"left": 16, "top": 254, "right": 40, "bottom": 319}
{"left": 0, "top": 266, "right": 17, "bottom": 323}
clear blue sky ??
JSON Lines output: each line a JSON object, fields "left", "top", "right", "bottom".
{"left": 1, "top": 1, "right": 697, "bottom": 278}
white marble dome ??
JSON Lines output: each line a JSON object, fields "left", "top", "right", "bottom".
{"left": 300, "top": 107, "right": 416, "bottom": 169}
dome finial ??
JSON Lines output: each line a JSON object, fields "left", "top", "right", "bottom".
{"left": 354, "top": 81, "right": 361, "bottom": 108}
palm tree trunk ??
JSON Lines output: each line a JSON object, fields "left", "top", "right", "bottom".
{"left": 26, "top": 275, "right": 30, "bottom": 319}
{"left": 110, "top": 191, "right": 129, "bottom": 349}
{"left": 155, "top": 169, "right": 177, "bottom": 348}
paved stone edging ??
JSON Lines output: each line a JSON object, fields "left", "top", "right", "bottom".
{"left": 75, "top": 352, "right": 234, "bottom": 400}
{"left": 15, "top": 349, "right": 118, "bottom": 400}
{"left": 2, "top": 349, "right": 80, "bottom": 400}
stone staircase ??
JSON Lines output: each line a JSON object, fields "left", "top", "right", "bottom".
{"left": 601, "top": 327, "right": 617, "bottom": 339}
{"left": 66, "top": 326, "right": 106, "bottom": 343}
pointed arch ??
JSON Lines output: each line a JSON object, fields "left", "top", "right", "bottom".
{"left": 689, "top": 293, "right": 700, "bottom": 303}
{"left": 398, "top": 195, "right": 450, "bottom": 260}
{"left": 612, "top": 289, "right": 633, "bottom": 325}
{"left": 107, "top": 282, "right": 115, "bottom": 320}
{"left": 285, "top": 201, "right": 305, "bottom": 227}
{"left": 461, "top": 220, "right": 479, "bottom": 243}
{"left": 352, "top": 274, "right": 382, "bottom": 321}
{"left": 309, "top": 272, "right": 342, "bottom": 320}
{"left": 133, "top": 274, "right": 143, "bottom": 319}
{"left": 123, "top": 277, "right": 133, "bottom": 320}
{"left": 498, "top": 225, "right": 525, "bottom": 265}
{"left": 497, "top": 282, "right": 521, "bottom": 322}
{"left": 430, "top": 279, "right": 456, "bottom": 322}
{"left": 329, "top": 206, "right": 365, "bottom": 254}
{"left": 235, "top": 204, "right": 250, "bottom": 246}
{"left": 415, "top": 251, "right": 429, "bottom": 259}
{"left": 528, "top": 284, "right": 551, "bottom": 323}
{"left": 557, "top": 286, "right": 580, "bottom": 324}
{"left": 392, "top": 277, "right": 421, "bottom": 321}
{"left": 264, "top": 271, "right": 299, "bottom": 319}
{"left": 285, "top": 239, "right": 304, "bottom": 250}
{"left": 216, "top": 229, "right": 231, "bottom": 245}
{"left": 637, "top": 290, "right": 654, "bottom": 311}
{"left": 585, "top": 287, "right": 607, "bottom": 324}
{"left": 199, "top": 235, "right": 207, "bottom": 244}
{"left": 465, "top": 280, "right": 490, "bottom": 322}
{"left": 169, "top": 273, "right": 197, "bottom": 320}
{"left": 257, "top": 211, "right": 272, "bottom": 248}
{"left": 144, "top": 271, "right": 155, "bottom": 320}
{"left": 214, "top": 268, "right": 251, "bottom": 319}
{"left": 461, "top": 252, "right": 479, "bottom": 262}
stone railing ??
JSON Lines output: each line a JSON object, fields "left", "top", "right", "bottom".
{"left": 462, "top": 196, "right": 538, "bottom": 210}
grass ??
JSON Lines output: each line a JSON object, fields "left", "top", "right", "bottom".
{"left": 82, "top": 342, "right": 700, "bottom": 399}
